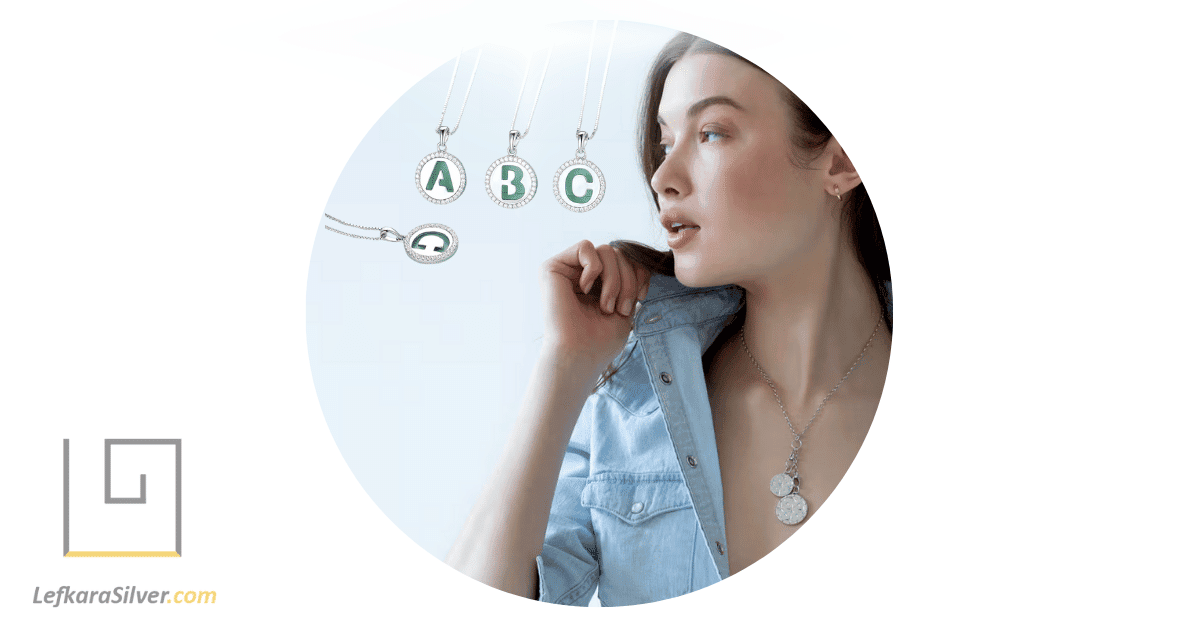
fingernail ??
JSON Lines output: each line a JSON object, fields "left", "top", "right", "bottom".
{"left": 620, "top": 299, "right": 633, "bottom": 317}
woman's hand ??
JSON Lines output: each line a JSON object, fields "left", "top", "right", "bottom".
{"left": 540, "top": 240, "right": 651, "bottom": 367}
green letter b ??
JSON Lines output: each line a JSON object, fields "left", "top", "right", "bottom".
{"left": 500, "top": 165, "right": 525, "bottom": 200}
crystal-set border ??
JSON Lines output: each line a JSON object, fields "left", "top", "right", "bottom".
{"left": 552, "top": 158, "right": 606, "bottom": 213}
{"left": 404, "top": 223, "right": 459, "bottom": 264}
{"left": 484, "top": 155, "right": 538, "bottom": 209}
{"left": 776, "top": 494, "right": 808, "bottom": 525}
{"left": 414, "top": 151, "right": 467, "bottom": 205}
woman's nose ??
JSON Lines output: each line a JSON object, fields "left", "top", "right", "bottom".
{"left": 651, "top": 146, "right": 691, "bottom": 199}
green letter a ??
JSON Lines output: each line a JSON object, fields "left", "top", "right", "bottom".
{"left": 426, "top": 161, "right": 454, "bottom": 193}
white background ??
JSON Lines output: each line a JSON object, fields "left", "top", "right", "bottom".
{"left": 2, "top": 1, "right": 1197, "bottom": 626}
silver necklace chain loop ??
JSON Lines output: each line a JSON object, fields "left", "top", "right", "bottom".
{"left": 323, "top": 213, "right": 404, "bottom": 243}
{"left": 740, "top": 314, "right": 884, "bottom": 476}
{"left": 509, "top": 45, "right": 553, "bottom": 145}
{"left": 436, "top": 48, "right": 483, "bottom": 137}
{"left": 575, "top": 20, "right": 618, "bottom": 141}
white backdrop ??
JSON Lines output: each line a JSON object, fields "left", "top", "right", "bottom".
{"left": 2, "top": 1, "right": 1197, "bottom": 626}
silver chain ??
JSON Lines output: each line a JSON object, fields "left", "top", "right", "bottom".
{"left": 436, "top": 48, "right": 483, "bottom": 136}
{"left": 575, "top": 20, "right": 618, "bottom": 140}
{"left": 509, "top": 45, "right": 553, "bottom": 142}
{"left": 323, "top": 213, "right": 404, "bottom": 242}
{"left": 740, "top": 314, "right": 884, "bottom": 476}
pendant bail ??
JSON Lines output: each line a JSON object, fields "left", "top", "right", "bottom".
{"left": 508, "top": 130, "right": 521, "bottom": 155}
{"left": 436, "top": 126, "right": 450, "bottom": 151}
{"left": 576, "top": 130, "right": 589, "bottom": 157}
{"left": 379, "top": 227, "right": 403, "bottom": 242}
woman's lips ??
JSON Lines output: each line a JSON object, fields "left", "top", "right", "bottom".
{"left": 667, "top": 225, "right": 700, "bottom": 249}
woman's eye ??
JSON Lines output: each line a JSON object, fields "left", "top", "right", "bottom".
{"left": 660, "top": 143, "right": 673, "bottom": 155}
{"left": 701, "top": 130, "right": 724, "bottom": 143}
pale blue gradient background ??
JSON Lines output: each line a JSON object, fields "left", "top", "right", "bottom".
{"left": 306, "top": 21, "right": 677, "bottom": 561}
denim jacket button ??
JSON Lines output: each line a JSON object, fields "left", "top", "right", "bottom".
{"left": 645, "top": 314, "right": 662, "bottom": 324}
{"left": 660, "top": 372, "right": 673, "bottom": 384}
{"left": 630, "top": 502, "right": 644, "bottom": 514}
{"left": 716, "top": 541, "right": 725, "bottom": 555}
{"left": 686, "top": 455, "right": 697, "bottom": 468}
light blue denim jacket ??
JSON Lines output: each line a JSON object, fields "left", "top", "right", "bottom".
{"left": 536, "top": 273, "right": 746, "bottom": 606}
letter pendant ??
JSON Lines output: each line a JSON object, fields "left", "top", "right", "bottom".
{"left": 404, "top": 223, "right": 459, "bottom": 264}
{"left": 416, "top": 151, "right": 467, "bottom": 205}
{"left": 485, "top": 155, "right": 537, "bottom": 209}
{"left": 553, "top": 157, "right": 605, "bottom": 212}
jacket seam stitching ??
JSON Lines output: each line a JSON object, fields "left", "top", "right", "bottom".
{"left": 642, "top": 284, "right": 740, "bottom": 306}
{"left": 634, "top": 310, "right": 739, "bottom": 338}
{"left": 555, "top": 563, "right": 600, "bottom": 606}
{"left": 595, "top": 388, "right": 660, "bottom": 418}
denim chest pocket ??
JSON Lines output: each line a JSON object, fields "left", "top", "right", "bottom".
{"left": 581, "top": 473, "right": 692, "bottom": 522}
{"left": 580, "top": 473, "right": 698, "bottom": 604}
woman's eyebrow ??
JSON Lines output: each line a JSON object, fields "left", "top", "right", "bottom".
{"left": 657, "top": 96, "right": 745, "bottom": 127}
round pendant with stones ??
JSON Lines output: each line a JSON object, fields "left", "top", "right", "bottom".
{"left": 769, "top": 473, "right": 797, "bottom": 497}
{"left": 404, "top": 223, "right": 458, "bottom": 264}
{"left": 776, "top": 494, "right": 809, "bottom": 525}
{"left": 415, "top": 151, "right": 467, "bottom": 204}
{"left": 553, "top": 157, "right": 605, "bottom": 212}
{"left": 485, "top": 155, "right": 536, "bottom": 208}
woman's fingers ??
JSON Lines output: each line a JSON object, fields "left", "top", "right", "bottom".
{"left": 544, "top": 240, "right": 652, "bottom": 317}
{"left": 594, "top": 245, "right": 623, "bottom": 314}
{"left": 573, "top": 240, "right": 602, "bottom": 295}
{"left": 612, "top": 248, "right": 639, "bottom": 317}
{"left": 636, "top": 261, "right": 651, "bottom": 303}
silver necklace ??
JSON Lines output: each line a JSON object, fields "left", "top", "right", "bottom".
{"left": 485, "top": 46, "right": 552, "bottom": 209}
{"left": 553, "top": 20, "right": 617, "bottom": 213}
{"left": 324, "top": 213, "right": 458, "bottom": 264}
{"left": 739, "top": 314, "right": 884, "bottom": 525}
{"left": 416, "top": 48, "right": 482, "bottom": 205}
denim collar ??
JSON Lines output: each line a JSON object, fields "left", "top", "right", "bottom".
{"left": 633, "top": 274, "right": 745, "bottom": 347}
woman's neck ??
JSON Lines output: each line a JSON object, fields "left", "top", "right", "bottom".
{"left": 736, "top": 226, "right": 886, "bottom": 409}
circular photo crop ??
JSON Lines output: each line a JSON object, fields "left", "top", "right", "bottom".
{"left": 306, "top": 20, "right": 892, "bottom": 607}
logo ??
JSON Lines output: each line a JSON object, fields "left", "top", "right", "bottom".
{"left": 62, "top": 439, "right": 182, "bottom": 557}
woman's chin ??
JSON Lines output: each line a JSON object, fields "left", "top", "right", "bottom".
{"left": 673, "top": 261, "right": 729, "bottom": 289}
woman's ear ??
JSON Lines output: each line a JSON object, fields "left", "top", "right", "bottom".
{"left": 822, "top": 138, "right": 862, "bottom": 199}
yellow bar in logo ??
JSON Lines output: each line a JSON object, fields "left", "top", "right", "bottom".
{"left": 65, "top": 551, "right": 180, "bottom": 557}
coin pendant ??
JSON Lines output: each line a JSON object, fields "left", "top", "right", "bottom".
{"left": 415, "top": 151, "right": 467, "bottom": 204}
{"left": 776, "top": 494, "right": 808, "bottom": 525}
{"left": 769, "top": 473, "right": 796, "bottom": 497}
{"left": 553, "top": 157, "right": 605, "bottom": 212}
{"left": 485, "top": 155, "right": 536, "bottom": 208}
{"left": 404, "top": 223, "right": 458, "bottom": 264}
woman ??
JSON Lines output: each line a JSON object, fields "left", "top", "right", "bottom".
{"left": 446, "top": 32, "right": 892, "bottom": 606}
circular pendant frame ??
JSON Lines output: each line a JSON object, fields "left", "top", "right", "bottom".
{"left": 770, "top": 473, "right": 797, "bottom": 497}
{"left": 404, "top": 223, "right": 458, "bottom": 264}
{"left": 553, "top": 157, "right": 605, "bottom": 213}
{"left": 485, "top": 154, "right": 537, "bottom": 209}
{"left": 776, "top": 494, "right": 809, "bottom": 525}
{"left": 415, "top": 151, "right": 467, "bottom": 205}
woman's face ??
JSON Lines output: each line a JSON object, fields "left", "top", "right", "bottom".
{"left": 652, "top": 53, "right": 829, "bottom": 288}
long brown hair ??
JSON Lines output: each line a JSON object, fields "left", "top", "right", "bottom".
{"left": 600, "top": 32, "right": 892, "bottom": 388}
